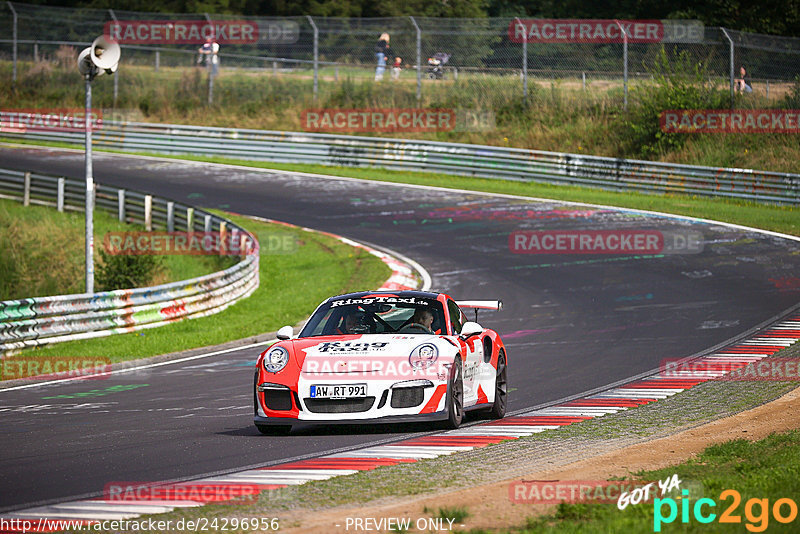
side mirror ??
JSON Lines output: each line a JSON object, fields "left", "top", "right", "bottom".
{"left": 460, "top": 321, "right": 483, "bottom": 338}
{"left": 276, "top": 325, "right": 293, "bottom": 340}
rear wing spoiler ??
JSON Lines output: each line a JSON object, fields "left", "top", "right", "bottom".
{"left": 456, "top": 300, "right": 503, "bottom": 322}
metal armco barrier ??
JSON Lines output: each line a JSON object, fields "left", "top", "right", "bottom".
{"left": 0, "top": 167, "right": 259, "bottom": 352}
{"left": 3, "top": 120, "right": 798, "bottom": 205}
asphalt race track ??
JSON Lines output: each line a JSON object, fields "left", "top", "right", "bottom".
{"left": 1, "top": 146, "right": 798, "bottom": 511}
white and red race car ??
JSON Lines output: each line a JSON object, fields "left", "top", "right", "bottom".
{"left": 254, "top": 291, "right": 507, "bottom": 434}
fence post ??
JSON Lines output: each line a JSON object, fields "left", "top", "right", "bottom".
{"left": 766, "top": 79, "right": 770, "bottom": 99}
{"left": 155, "top": 50, "right": 160, "bottom": 72}
{"left": 34, "top": 42, "right": 38, "bottom": 62}
{"left": 118, "top": 189, "right": 125, "bottom": 221}
{"left": 515, "top": 18, "right": 527, "bottom": 102}
{"left": 614, "top": 20, "right": 628, "bottom": 111}
{"left": 23, "top": 171, "right": 30, "bottom": 206}
{"left": 186, "top": 207, "right": 194, "bottom": 231}
{"left": 409, "top": 16, "right": 421, "bottom": 103}
{"left": 57, "top": 177, "right": 65, "bottom": 212}
{"left": 306, "top": 16, "right": 319, "bottom": 101}
{"left": 8, "top": 2, "right": 17, "bottom": 84}
{"left": 204, "top": 13, "right": 214, "bottom": 105}
{"left": 144, "top": 195, "right": 152, "bottom": 231}
{"left": 166, "top": 201, "right": 174, "bottom": 232}
{"left": 721, "top": 28, "right": 735, "bottom": 109}
{"left": 204, "top": 214, "right": 212, "bottom": 232}
{"left": 582, "top": 72, "right": 586, "bottom": 91}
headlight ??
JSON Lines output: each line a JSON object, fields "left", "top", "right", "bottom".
{"left": 409, "top": 343, "right": 438, "bottom": 369}
{"left": 263, "top": 345, "right": 290, "bottom": 373}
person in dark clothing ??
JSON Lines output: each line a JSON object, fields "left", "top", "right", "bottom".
{"left": 735, "top": 66, "right": 752, "bottom": 93}
{"left": 374, "top": 33, "right": 390, "bottom": 81}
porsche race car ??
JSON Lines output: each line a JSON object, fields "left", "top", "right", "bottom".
{"left": 254, "top": 291, "right": 507, "bottom": 434}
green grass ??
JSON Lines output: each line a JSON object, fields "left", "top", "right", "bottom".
{"left": 519, "top": 429, "right": 800, "bottom": 533}
{"left": 3, "top": 59, "right": 800, "bottom": 174}
{"left": 14, "top": 212, "right": 391, "bottom": 364}
{"left": 0, "top": 197, "right": 231, "bottom": 300}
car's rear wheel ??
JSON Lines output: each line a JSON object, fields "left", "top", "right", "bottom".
{"left": 442, "top": 356, "right": 464, "bottom": 429}
{"left": 256, "top": 423, "right": 292, "bottom": 436}
{"left": 489, "top": 349, "right": 507, "bottom": 419}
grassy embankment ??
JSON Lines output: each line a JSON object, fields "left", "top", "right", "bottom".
{"left": 0, "top": 200, "right": 390, "bottom": 365}
{"left": 2, "top": 55, "right": 799, "bottom": 173}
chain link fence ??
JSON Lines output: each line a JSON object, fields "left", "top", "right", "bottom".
{"left": 1, "top": 1, "right": 799, "bottom": 110}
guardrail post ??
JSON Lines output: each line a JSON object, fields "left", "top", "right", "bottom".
{"left": 721, "top": 28, "right": 735, "bottom": 109}
{"left": 204, "top": 214, "right": 212, "bottom": 232}
{"left": 57, "top": 178, "right": 65, "bottom": 212}
{"left": 144, "top": 194, "right": 152, "bottom": 231}
{"left": 8, "top": 2, "right": 17, "bottom": 84}
{"left": 409, "top": 16, "right": 421, "bottom": 103}
{"left": 186, "top": 207, "right": 194, "bottom": 231}
{"left": 306, "top": 16, "right": 318, "bottom": 101}
{"left": 166, "top": 201, "right": 174, "bottom": 232}
{"left": 220, "top": 221, "right": 227, "bottom": 255}
{"left": 22, "top": 171, "right": 30, "bottom": 206}
{"left": 155, "top": 50, "right": 160, "bottom": 72}
{"left": 117, "top": 189, "right": 125, "bottom": 222}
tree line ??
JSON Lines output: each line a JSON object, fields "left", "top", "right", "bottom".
{"left": 21, "top": 0, "right": 800, "bottom": 38}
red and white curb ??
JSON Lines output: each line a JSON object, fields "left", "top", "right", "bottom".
{"left": 3, "top": 315, "right": 798, "bottom": 531}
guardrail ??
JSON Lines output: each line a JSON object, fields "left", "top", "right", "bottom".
{"left": 0, "top": 167, "right": 259, "bottom": 352}
{"left": 3, "top": 120, "right": 798, "bottom": 205}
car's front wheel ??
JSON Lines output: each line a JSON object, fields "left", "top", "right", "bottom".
{"left": 489, "top": 349, "right": 507, "bottom": 419}
{"left": 442, "top": 356, "right": 464, "bottom": 429}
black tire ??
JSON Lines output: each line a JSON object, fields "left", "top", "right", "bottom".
{"left": 255, "top": 423, "right": 292, "bottom": 436}
{"left": 441, "top": 356, "right": 464, "bottom": 429}
{"left": 489, "top": 350, "right": 507, "bottom": 419}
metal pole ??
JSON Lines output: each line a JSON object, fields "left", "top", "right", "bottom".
{"left": 84, "top": 74, "right": 94, "bottom": 294}
{"left": 8, "top": 2, "right": 17, "bottom": 84}
{"left": 155, "top": 50, "right": 160, "bottom": 71}
{"left": 515, "top": 18, "right": 527, "bottom": 101}
{"left": 409, "top": 17, "right": 421, "bottom": 102}
{"left": 205, "top": 13, "right": 214, "bottom": 105}
{"left": 614, "top": 20, "right": 628, "bottom": 111}
{"left": 720, "top": 28, "right": 735, "bottom": 109}
{"left": 306, "top": 16, "right": 318, "bottom": 101}
{"left": 57, "top": 178, "right": 65, "bottom": 212}
{"left": 109, "top": 9, "right": 119, "bottom": 107}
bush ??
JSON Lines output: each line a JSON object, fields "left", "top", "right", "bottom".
{"left": 619, "top": 47, "right": 728, "bottom": 158}
{"left": 96, "top": 249, "right": 162, "bottom": 291}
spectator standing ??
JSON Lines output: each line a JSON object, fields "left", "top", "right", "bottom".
{"left": 391, "top": 56, "right": 402, "bottom": 80}
{"left": 374, "top": 33, "right": 390, "bottom": 81}
{"left": 198, "top": 37, "right": 220, "bottom": 76}
{"left": 735, "top": 66, "right": 752, "bottom": 93}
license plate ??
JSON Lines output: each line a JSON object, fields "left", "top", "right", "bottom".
{"left": 310, "top": 384, "right": 367, "bottom": 398}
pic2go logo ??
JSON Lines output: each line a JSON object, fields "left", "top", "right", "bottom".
{"left": 654, "top": 489, "right": 798, "bottom": 532}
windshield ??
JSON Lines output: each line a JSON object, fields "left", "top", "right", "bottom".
{"left": 298, "top": 296, "right": 446, "bottom": 337}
